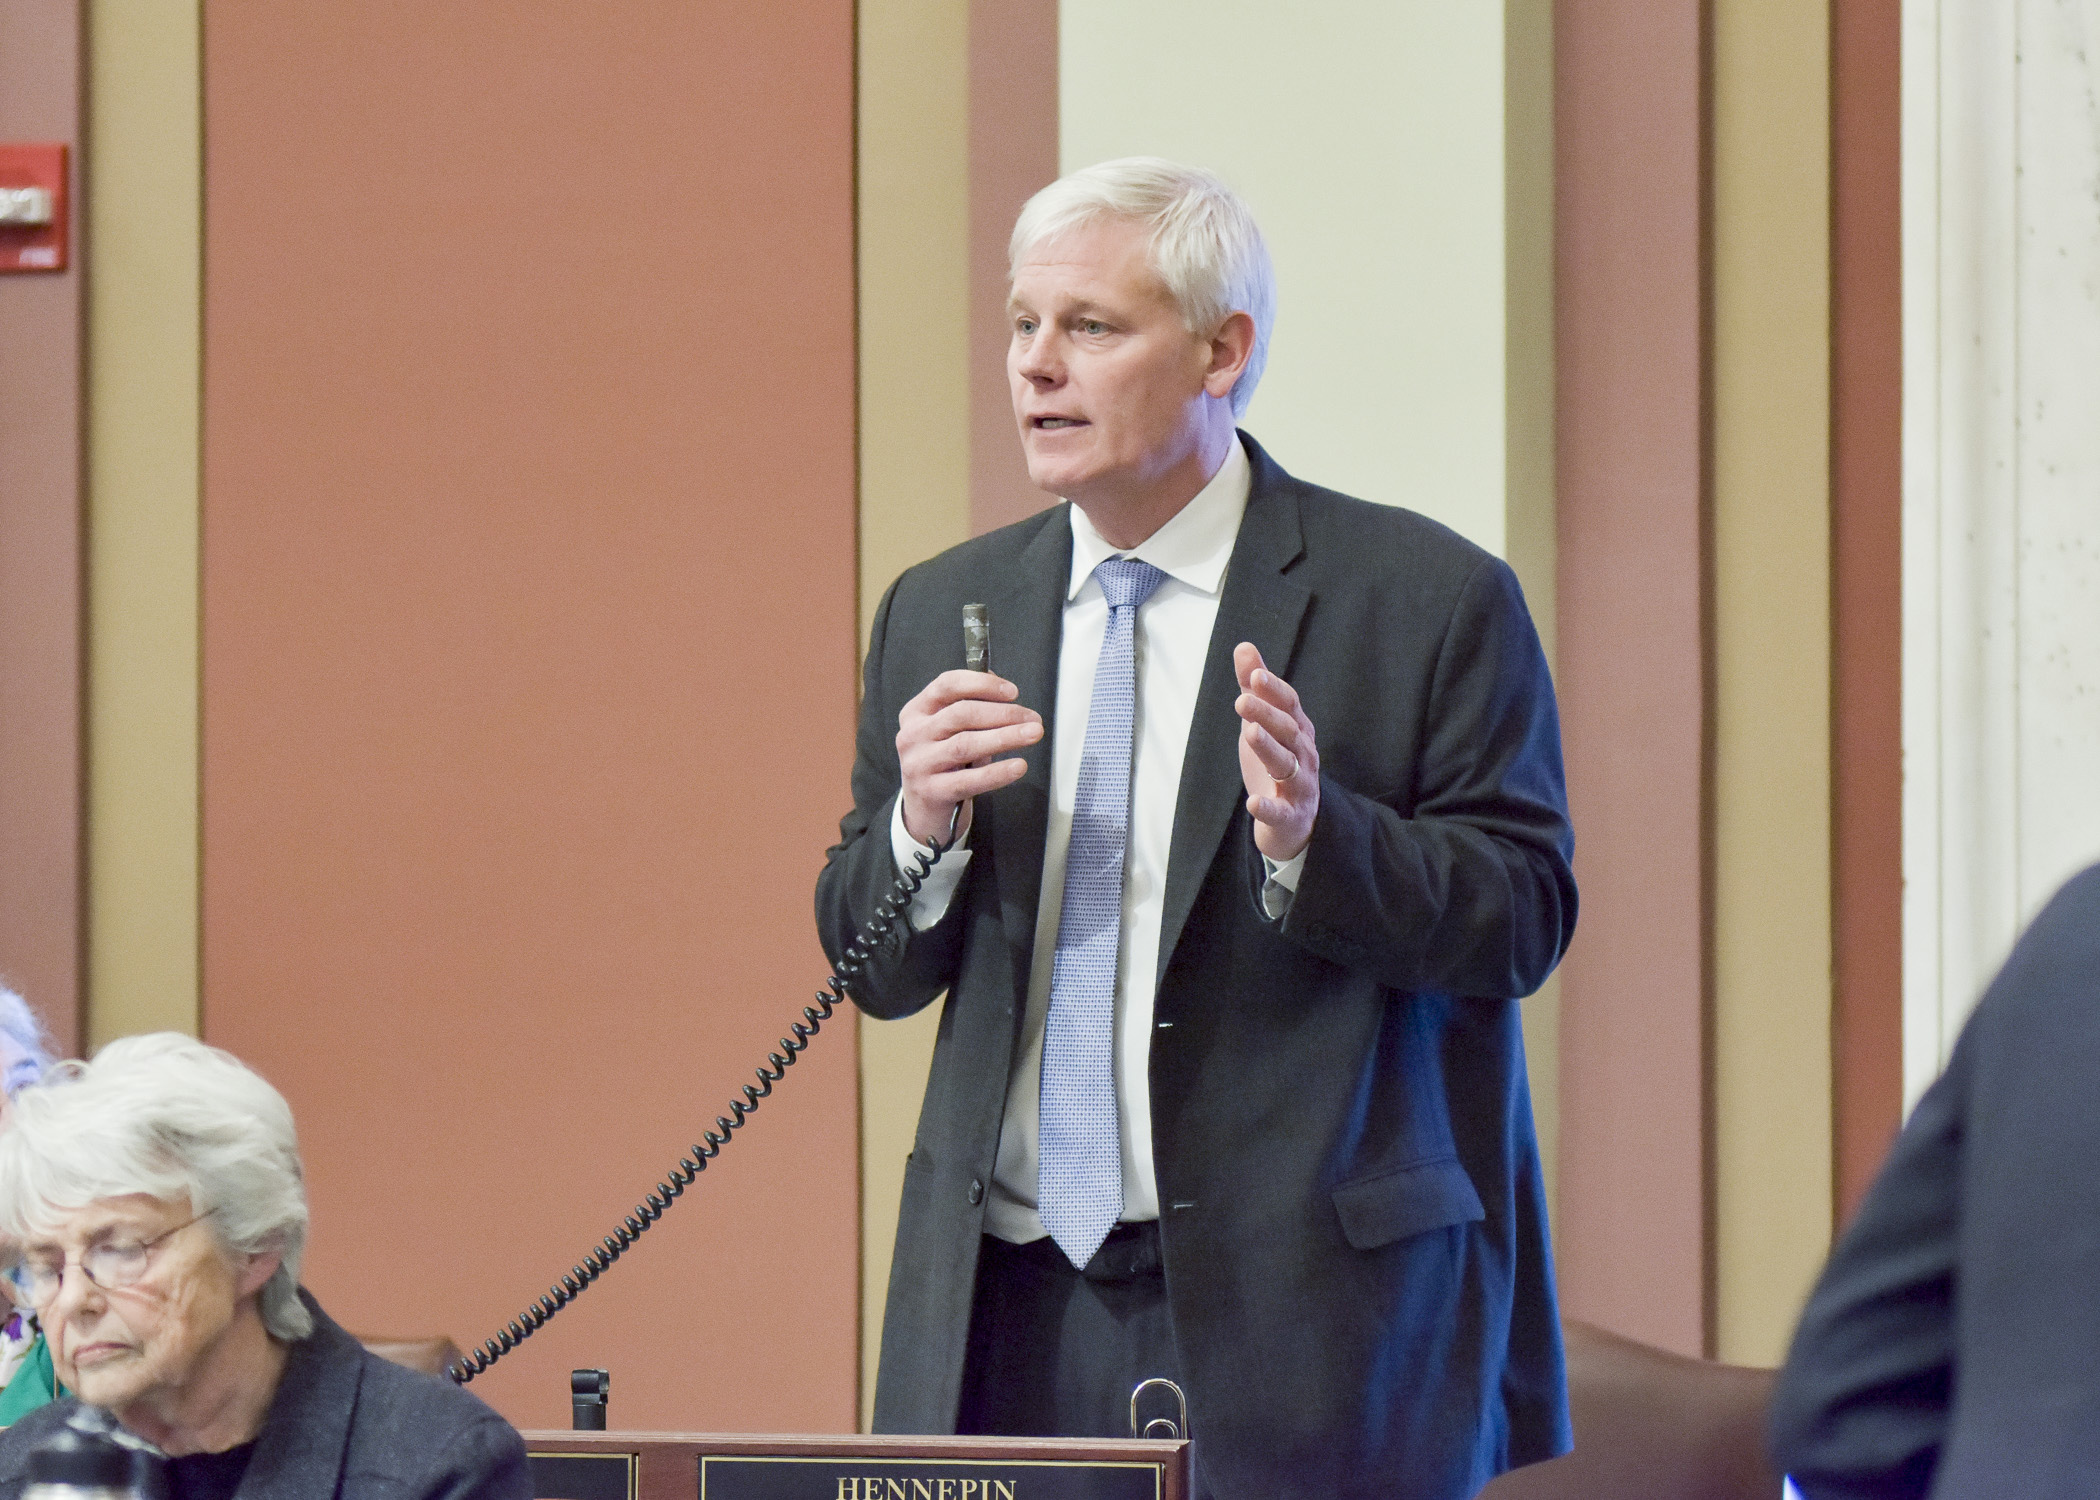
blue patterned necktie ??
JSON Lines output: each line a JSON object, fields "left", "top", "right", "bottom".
{"left": 1039, "top": 555, "right": 1168, "bottom": 1268}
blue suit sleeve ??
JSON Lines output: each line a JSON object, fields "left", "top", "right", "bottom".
{"left": 1768, "top": 1046, "right": 1962, "bottom": 1500}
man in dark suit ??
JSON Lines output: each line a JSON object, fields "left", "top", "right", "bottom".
{"left": 816, "top": 158, "right": 1574, "bottom": 1500}
{"left": 1770, "top": 861, "right": 2100, "bottom": 1498}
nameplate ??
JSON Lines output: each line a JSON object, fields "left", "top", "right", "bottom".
{"left": 531, "top": 1450, "right": 637, "bottom": 1500}
{"left": 520, "top": 1430, "right": 1185, "bottom": 1500}
{"left": 700, "top": 1457, "right": 1161, "bottom": 1500}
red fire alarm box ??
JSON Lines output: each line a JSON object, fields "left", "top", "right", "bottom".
{"left": 0, "top": 143, "right": 68, "bottom": 273}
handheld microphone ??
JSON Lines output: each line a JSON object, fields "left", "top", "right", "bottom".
{"left": 963, "top": 603, "right": 990, "bottom": 672}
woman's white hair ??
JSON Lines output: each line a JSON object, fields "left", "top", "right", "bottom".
{"left": 0, "top": 1032, "right": 313, "bottom": 1341}
{"left": 1010, "top": 156, "right": 1277, "bottom": 418}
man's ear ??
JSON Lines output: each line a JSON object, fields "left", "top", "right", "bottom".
{"left": 1202, "top": 310, "right": 1258, "bottom": 400}
{"left": 235, "top": 1247, "right": 284, "bottom": 1301}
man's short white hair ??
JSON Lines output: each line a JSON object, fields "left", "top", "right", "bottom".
{"left": 0, "top": 1032, "right": 314, "bottom": 1341}
{"left": 1011, "top": 156, "right": 1276, "bottom": 419}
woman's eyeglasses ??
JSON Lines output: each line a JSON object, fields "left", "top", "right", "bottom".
{"left": 16, "top": 1211, "right": 216, "bottom": 1309}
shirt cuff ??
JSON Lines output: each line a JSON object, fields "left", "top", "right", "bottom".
{"left": 1259, "top": 846, "right": 1307, "bottom": 921}
{"left": 891, "top": 798, "right": 973, "bottom": 930}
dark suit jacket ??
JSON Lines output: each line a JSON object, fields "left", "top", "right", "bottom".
{"left": 817, "top": 434, "right": 1575, "bottom": 1500}
{"left": 1770, "top": 862, "right": 2100, "bottom": 1499}
{"left": 0, "top": 1291, "right": 530, "bottom": 1500}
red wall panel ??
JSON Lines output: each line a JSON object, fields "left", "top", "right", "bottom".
{"left": 202, "top": 3, "right": 860, "bottom": 1431}
{"left": 1552, "top": 1, "right": 1713, "bottom": 1358}
{"left": 0, "top": 0, "right": 83, "bottom": 1054}
{"left": 1829, "top": 0, "right": 1904, "bottom": 1228}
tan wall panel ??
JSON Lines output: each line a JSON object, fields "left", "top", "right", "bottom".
{"left": 201, "top": 3, "right": 861, "bottom": 1432}
{"left": 858, "top": 0, "right": 971, "bottom": 647}
{"left": 855, "top": 0, "right": 972, "bottom": 1431}
{"left": 1504, "top": 0, "right": 1558, "bottom": 1208}
{"left": 1710, "top": 0, "right": 1834, "bottom": 1366}
{"left": 86, "top": 0, "right": 201, "bottom": 1047}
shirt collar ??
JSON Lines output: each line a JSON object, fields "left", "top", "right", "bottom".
{"left": 1066, "top": 435, "right": 1251, "bottom": 602}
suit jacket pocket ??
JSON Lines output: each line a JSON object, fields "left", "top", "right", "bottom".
{"left": 1331, "top": 1155, "right": 1485, "bottom": 1249}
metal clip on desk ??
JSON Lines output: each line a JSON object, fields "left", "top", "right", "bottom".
{"left": 1130, "top": 1377, "right": 1188, "bottom": 1441}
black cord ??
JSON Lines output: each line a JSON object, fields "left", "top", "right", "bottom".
{"left": 448, "top": 834, "right": 948, "bottom": 1384}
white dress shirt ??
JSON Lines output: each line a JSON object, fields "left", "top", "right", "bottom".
{"left": 890, "top": 437, "right": 1306, "bottom": 1243}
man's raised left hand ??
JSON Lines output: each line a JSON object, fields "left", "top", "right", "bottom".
{"left": 1233, "top": 642, "right": 1318, "bottom": 862}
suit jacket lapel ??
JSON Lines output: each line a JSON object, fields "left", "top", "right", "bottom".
{"left": 1156, "top": 442, "right": 1310, "bottom": 989}
{"left": 986, "top": 508, "right": 1071, "bottom": 971}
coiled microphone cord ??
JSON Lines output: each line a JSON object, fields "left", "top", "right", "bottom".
{"left": 448, "top": 834, "right": 949, "bottom": 1383}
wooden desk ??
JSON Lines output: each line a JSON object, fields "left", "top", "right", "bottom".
{"left": 522, "top": 1431, "right": 1190, "bottom": 1500}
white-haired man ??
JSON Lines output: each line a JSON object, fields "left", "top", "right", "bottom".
{"left": 817, "top": 158, "right": 1575, "bottom": 1500}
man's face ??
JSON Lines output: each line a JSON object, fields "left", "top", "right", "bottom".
{"left": 1007, "top": 218, "right": 1220, "bottom": 508}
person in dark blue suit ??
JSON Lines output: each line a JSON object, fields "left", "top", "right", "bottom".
{"left": 1770, "top": 861, "right": 2100, "bottom": 1498}
{"left": 817, "top": 158, "right": 1574, "bottom": 1500}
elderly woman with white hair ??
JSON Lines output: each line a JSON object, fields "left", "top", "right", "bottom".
{"left": 0, "top": 1032, "right": 529, "bottom": 1499}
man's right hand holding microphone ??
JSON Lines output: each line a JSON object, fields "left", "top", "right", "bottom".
{"left": 896, "top": 671, "right": 1043, "bottom": 848}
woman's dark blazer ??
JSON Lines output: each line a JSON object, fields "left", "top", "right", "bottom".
{"left": 0, "top": 1290, "right": 530, "bottom": 1499}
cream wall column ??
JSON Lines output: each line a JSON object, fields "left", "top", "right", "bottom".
{"left": 1061, "top": 2, "right": 1530, "bottom": 555}
{"left": 856, "top": 0, "right": 972, "bottom": 1431}
{"left": 1057, "top": 0, "right": 1562, "bottom": 1187}
{"left": 1902, "top": 0, "right": 2100, "bottom": 1100}
{"left": 1710, "top": 0, "right": 1835, "bottom": 1365}
{"left": 86, "top": 0, "right": 202, "bottom": 1045}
